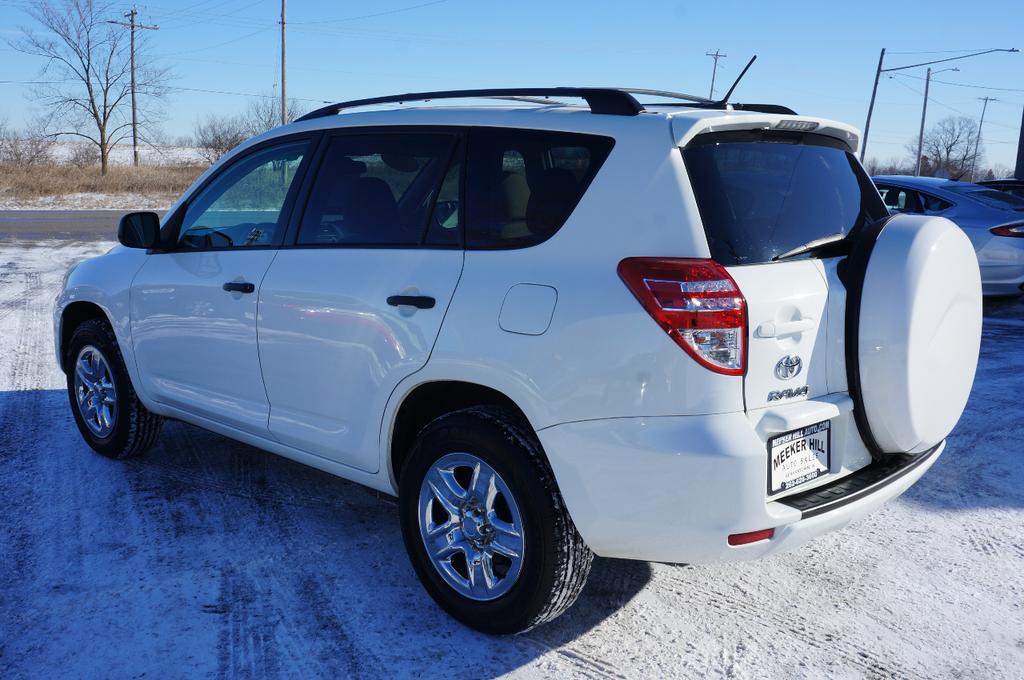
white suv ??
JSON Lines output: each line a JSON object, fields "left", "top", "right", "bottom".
{"left": 54, "top": 87, "right": 983, "bottom": 634}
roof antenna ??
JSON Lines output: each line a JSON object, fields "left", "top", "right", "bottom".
{"left": 718, "top": 55, "right": 757, "bottom": 105}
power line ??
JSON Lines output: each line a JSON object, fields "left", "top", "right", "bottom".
{"left": 291, "top": 0, "right": 451, "bottom": 25}
{"left": 895, "top": 72, "right": 1024, "bottom": 94}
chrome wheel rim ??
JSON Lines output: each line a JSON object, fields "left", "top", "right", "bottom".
{"left": 73, "top": 345, "right": 117, "bottom": 438}
{"left": 418, "top": 452, "right": 525, "bottom": 601}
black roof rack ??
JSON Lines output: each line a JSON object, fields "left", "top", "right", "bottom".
{"left": 295, "top": 87, "right": 644, "bottom": 121}
{"left": 295, "top": 71, "right": 796, "bottom": 122}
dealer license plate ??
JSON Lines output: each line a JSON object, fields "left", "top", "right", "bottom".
{"left": 768, "top": 421, "right": 831, "bottom": 495}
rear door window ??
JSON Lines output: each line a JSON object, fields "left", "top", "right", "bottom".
{"left": 921, "top": 192, "right": 953, "bottom": 212}
{"left": 682, "top": 132, "right": 888, "bottom": 265}
{"left": 466, "top": 128, "right": 614, "bottom": 249}
{"left": 296, "top": 133, "right": 457, "bottom": 246}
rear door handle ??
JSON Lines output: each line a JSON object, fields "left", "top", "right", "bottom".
{"left": 223, "top": 281, "right": 256, "bottom": 294}
{"left": 755, "top": 318, "right": 816, "bottom": 338}
{"left": 386, "top": 295, "right": 435, "bottom": 309}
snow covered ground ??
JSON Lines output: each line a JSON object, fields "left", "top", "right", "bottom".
{"left": 47, "top": 142, "right": 207, "bottom": 167}
{"left": 0, "top": 238, "right": 1022, "bottom": 679}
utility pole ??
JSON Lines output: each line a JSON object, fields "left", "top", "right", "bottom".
{"left": 971, "top": 96, "right": 997, "bottom": 181}
{"left": 1015, "top": 105, "right": 1024, "bottom": 179}
{"left": 280, "top": 0, "right": 287, "bottom": 126}
{"left": 860, "top": 47, "right": 1017, "bottom": 163}
{"left": 108, "top": 8, "right": 158, "bottom": 167}
{"left": 915, "top": 67, "right": 958, "bottom": 176}
{"left": 706, "top": 49, "right": 726, "bottom": 99}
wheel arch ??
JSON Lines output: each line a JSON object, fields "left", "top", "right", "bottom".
{"left": 387, "top": 380, "right": 535, "bottom": 488}
{"left": 59, "top": 301, "right": 112, "bottom": 372}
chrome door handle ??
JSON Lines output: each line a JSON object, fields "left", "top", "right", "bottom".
{"left": 755, "top": 318, "right": 815, "bottom": 338}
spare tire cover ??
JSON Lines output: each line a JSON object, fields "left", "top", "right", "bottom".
{"left": 855, "top": 214, "right": 982, "bottom": 454}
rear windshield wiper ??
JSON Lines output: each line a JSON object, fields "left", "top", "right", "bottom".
{"left": 772, "top": 232, "right": 848, "bottom": 261}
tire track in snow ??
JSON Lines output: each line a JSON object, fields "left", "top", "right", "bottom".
{"left": 654, "top": 570, "right": 926, "bottom": 680}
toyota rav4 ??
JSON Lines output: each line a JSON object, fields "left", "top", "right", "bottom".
{"left": 54, "top": 87, "right": 983, "bottom": 634}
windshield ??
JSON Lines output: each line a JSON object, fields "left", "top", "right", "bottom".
{"left": 945, "top": 185, "right": 1024, "bottom": 211}
{"left": 682, "top": 131, "right": 888, "bottom": 265}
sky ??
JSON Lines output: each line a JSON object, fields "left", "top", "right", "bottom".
{"left": 1, "top": 0, "right": 1023, "bottom": 170}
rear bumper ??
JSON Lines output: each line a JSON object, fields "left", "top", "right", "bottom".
{"left": 538, "top": 413, "right": 942, "bottom": 564}
{"left": 977, "top": 237, "right": 1024, "bottom": 296}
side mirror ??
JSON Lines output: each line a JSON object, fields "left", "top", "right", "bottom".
{"left": 118, "top": 212, "right": 161, "bottom": 249}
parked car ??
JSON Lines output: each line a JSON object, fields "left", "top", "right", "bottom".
{"left": 55, "top": 88, "right": 983, "bottom": 634}
{"left": 978, "top": 177, "right": 1024, "bottom": 200}
{"left": 873, "top": 175, "right": 1024, "bottom": 295}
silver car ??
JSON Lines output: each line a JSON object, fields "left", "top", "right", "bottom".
{"left": 873, "top": 175, "right": 1024, "bottom": 296}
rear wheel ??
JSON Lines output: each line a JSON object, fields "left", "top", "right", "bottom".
{"left": 398, "top": 406, "right": 592, "bottom": 634}
{"left": 66, "top": 318, "right": 164, "bottom": 459}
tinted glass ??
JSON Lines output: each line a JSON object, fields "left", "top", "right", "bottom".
{"left": 682, "top": 132, "right": 888, "bottom": 265}
{"left": 297, "top": 133, "right": 456, "bottom": 246}
{"left": 424, "top": 148, "right": 461, "bottom": 246}
{"left": 179, "top": 141, "right": 307, "bottom": 249}
{"left": 921, "top": 193, "right": 953, "bottom": 212}
{"left": 878, "top": 185, "right": 922, "bottom": 213}
{"left": 466, "top": 128, "right": 614, "bottom": 248}
{"left": 945, "top": 185, "right": 1024, "bottom": 211}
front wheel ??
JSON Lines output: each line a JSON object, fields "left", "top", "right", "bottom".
{"left": 66, "top": 318, "right": 164, "bottom": 459}
{"left": 398, "top": 406, "right": 592, "bottom": 634}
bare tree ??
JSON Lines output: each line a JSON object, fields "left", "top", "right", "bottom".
{"left": 193, "top": 114, "right": 247, "bottom": 164}
{"left": 243, "top": 94, "right": 307, "bottom": 136}
{"left": 906, "top": 116, "right": 982, "bottom": 179}
{"left": 865, "top": 157, "right": 913, "bottom": 176}
{"left": 0, "top": 117, "right": 55, "bottom": 166}
{"left": 9, "top": 0, "right": 169, "bottom": 174}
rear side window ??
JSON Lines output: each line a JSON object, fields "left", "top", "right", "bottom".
{"left": 945, "top": 185, "right": 1024, "bottom": 211}
{"left": 466, "top": 128, "right": 614, "bottom": 249}
{"left": 297, "top": 133, "right": 456, "bottom": 246}
{"left": 921, "top": 193, "right": 953, "bottom": 212}
{"left": 682, "top": 132, "right": 888, "bottom": 265}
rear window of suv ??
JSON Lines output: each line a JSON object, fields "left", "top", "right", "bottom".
{"left": 682, "top": 131, "right": 888, "bottom": 265}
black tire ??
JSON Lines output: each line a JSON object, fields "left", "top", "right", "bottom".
{"left": 65, "top": 317, "right": 164, "bottom": 459}
{"left": 398, "top": 406, "right": 592, "bottom": 634}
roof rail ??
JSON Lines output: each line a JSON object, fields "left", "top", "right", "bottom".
{"left": 295, "top": 87, "right": 644, "bottom": 121}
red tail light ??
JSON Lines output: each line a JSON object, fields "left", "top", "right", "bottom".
{"left": 990, "top": 222, "right": 1024, "bottom": 237}
{"left": 618, "top": 257, "right": 747, "bottom": 376}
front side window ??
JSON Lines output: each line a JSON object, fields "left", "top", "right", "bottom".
{"left": 296, "top": 133, "right": 457, "bottom": 246}
{"left": 683, "top": 132, "right": 889, "bottom": 265}
{"left": 466, "top": 128, "right": 614, "bottom": 249}
{"left": 178, "top": 141, "right": 308, "bottom": 249}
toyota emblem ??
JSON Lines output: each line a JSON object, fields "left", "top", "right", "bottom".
{"left": 774, "top": 355, "right": 803, "bottom": 380}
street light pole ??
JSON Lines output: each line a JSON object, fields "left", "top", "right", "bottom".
{"left": 915, "top": 67, "right": 958, "bottom": 176}
{"left": 861, "top": 48, "right": 885, "bottom": 162}
{"left": 971, "top": 97, "right": 997, "bottom": 182}
{"left": 280, "top": 0, "right": 287, "bottom": 126}
{"left": 860, "top": 47, "right": 1018, "bottom": 163}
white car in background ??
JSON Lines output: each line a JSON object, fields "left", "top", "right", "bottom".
{"left": 54, "top": 87, "right": 982, "bottom": 633}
